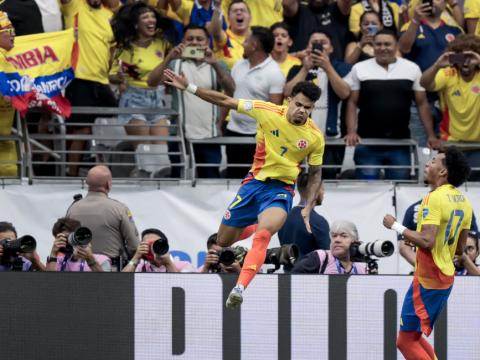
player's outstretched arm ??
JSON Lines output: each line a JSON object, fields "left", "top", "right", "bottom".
{"left": 164, "top": 69, "right": 239, "bottom": 110}
{"left": 301, "top": 165, "right": 323, "bottom": 234}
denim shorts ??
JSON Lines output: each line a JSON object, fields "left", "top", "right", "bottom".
{"left": 118, "top": 86, "right": 168, "bottom": 124}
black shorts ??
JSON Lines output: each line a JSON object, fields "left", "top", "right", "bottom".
{"left": 65, "top": 78, "right": 118, "bottom": 124}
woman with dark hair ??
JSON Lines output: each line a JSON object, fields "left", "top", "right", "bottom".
{"left": 349, "top": 0, "right": 400, "bottom": 37}
{"left": 345, "top": 11, "right": 383, "bottom": 64}
{"left": 110, "top": 3, "right": 177, "bottom": 177}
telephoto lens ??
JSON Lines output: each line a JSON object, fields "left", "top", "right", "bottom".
{"left": 151, "top": 238, "right": 169, "bottom": 256}
{"left": 68, "top": 227, "right": 92, "bottom": 247}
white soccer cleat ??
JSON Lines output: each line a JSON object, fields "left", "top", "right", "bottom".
{"left": 226, "top": 286, "right": 243, "bottom": 309}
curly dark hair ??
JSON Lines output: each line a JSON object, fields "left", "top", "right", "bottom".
{"left": 111, "top": 2, "right": 177, "bottom": 51}
{"left": 441, "top": 146, "right": 471, "bottom": 187}
{"left": 52, "top": 217, "right": 81, "bottom": 237}
{"left": 446, "top": 34, "right": 480, "bottom": 54}
{"left": 291, "top": 81, "right": 321, "bottom": 102}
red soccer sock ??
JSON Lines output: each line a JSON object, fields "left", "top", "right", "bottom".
{"left": 237, "top": 229, "right": 271, "bottom": 288}
{"left": 397, "top": 331, "right": 436, "bottom": 360}
{"left": 238, "top": 224, "right": 258, "bottom": 240}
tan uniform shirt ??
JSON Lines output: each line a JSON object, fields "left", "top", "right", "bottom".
{"left": 67, "top": 191, "right": 139, "bottom": 259}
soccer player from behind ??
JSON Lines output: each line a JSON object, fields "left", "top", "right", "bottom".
{"left": 383, "top": 146, "right": 473, "bottom": 360}
{"left": 164, "top": 69, "right": 325, "bottom": 309}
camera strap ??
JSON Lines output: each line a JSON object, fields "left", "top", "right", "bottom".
{"left": 320, "top": 251, "right": 329, "bottom": 274}
{"left": 60, "top": 254, "right": 85, "bottom": 272}
{"left": 335, "top": 258, "right": 358, "bottom": 275}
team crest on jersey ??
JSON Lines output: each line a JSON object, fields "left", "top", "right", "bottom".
{"left": 445, "top": 33, "right": 455, "bottom": 42}
{"left": 297, "top": 139, "right": 308, "bottom": 149}
{"left": 423, "top": 208, "right": 429, "bottom": 219}
{"left": 223, "top": 210, "right": 231, "bottom": 220}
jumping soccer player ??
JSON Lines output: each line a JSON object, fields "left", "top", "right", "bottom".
{"left": 164, "top": 69, "right": 325, "bottom": 309}
{"left": 383, "top": 146, "right": 472, "bottom": 360}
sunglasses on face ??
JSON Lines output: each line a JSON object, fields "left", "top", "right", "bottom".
{"left": 0, "top": 28, "right": 15, "bottom": 36}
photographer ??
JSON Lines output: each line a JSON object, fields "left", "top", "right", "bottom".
{"left": 0, "top": 221, "right": 45, "bottom": 271}
{"left": 454, "top": 231, "right": 480, "bottom": 276}
{"left": 292, "top": 220, "right": 367, "bottom": 274}
{"left": 198, "top": 233, "right": 242, "bottom": 273}
{"left": 46, "top": 218, "right": 111, "bottom": 272}
{"left": 122, "top": 228, "right": 195, "bottom": 272}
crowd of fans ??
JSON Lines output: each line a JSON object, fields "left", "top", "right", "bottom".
{"left": 0, "top": 0, "right": 479, "bottom": 180}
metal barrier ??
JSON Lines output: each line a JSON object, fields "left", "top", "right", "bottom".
{"left": 3, "top": 106, "right": 480, "bottom": 186}
{"left": 188, "top": 137, "right": 420, "bottom": 184}
{"left": 21, "top": 106, "right": 188, "bottom": 182}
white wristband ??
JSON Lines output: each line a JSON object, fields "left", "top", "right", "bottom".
{"left": 392, "top": 221, "right": 407, "bottom": 235}
{"left": 186, "top": 83, "right": 198, "bottom": 94}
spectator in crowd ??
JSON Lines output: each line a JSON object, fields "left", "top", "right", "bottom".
{"left": 212, "top": 0, "right": 251, "bottom": 69}
{"left": 345, "top": 11, "right": 383, "bottom": 64}
{"left": 270, "top": 22, "right": 301, "bottom": 78}
{"left": 407, "top": 0, "right": 464, "bottom": 29}
{"left": 399, "top": 0, "right": 462, "bottom": 148}
{"left": 0, "top": 0, "right": 50, "bottom": 35}
{"left": 292, "top": 220, "right": 367, "bottom": 274}
{"left": 150, "top": 24, "right": 235, "bottom": 178}
{"left": 61, "top": 0, "right": 119, "bottom": 177}
{"left": 420, "top": 34, "right": 480, "bottom": 181}
{"left": 278, "top": 173, "right": 330, "bottom": 257}
{"left": 283, "top": 0, "right": 352, "bottom": 60}
{"left": 198, "top": 233, "right": 242, "bottom": 273}
{"left": 46, "top": 217, "right": 111, "bottom": 272}
{"left": 66, "top": 165, "right": 140, "bottom": 268}
{"left": 221, "top": 0, "right": 283, "bottom": 28}
{"left": 224, "top": 26, "right": 285, "bottom": 178}
{"left": 454, "top": 231, "right": 480, "bottom": 275}
{"left": 0, "top": 221, "right": 45, "bottom": 271}
{"left": 285, "top": 31, "right": 351, "bottom": 179}
{"left": 465, "top": 0, "right": 480, "bottom": 35}
{"left": 398, "top": 197, "right": 478, "bottom": 267}
{"left": 122, "top": 228, "right": 195, "bottom": 272}
{"left": 349, "top": 0, "right": 400, "bottom": 37}
{"left": 164, "top": 0, "right": 227, "bottom": 34}
{"left": 344, "top": 29, "right": 440, "bottom": 180}
{"left": 110, "top": 3, "right": 175, "bottom": 178}
{"left": 0, "top": 11, "right": 17, "bottom": 177}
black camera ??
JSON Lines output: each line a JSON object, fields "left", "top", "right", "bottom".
{"left": 264, "top": 244, "right": 299, "bottom": 273}
{"left": 60, "top": 227, "right": 92, "bottom": 254}
{"left": 217, "top": 247, "right": 237, "bottom": 266}
{"left": 0, "top": 235, "right": 36, "bottom": 257}
{"left": 0, "top": 235, "right": 37, "bottom": 269}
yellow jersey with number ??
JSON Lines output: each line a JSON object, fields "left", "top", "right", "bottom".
{"left": 237, "top": 99, "right": 325, "bottom": 184}
{"left": 415, "top": 184, "right": 472, "bottom": 289}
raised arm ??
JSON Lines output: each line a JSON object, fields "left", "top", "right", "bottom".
{"left": 398, "top": 3, "right": 431, "bottom": 54}
{"left": 384, "top": 214, "right": 438, "bottom": 250}
{"left": 337, "top": 0, "right": 352, "bottom": 17}
{"left": 147, "top": 44, "right": 184, "bottom": 87}
{"left": 301, "top": 165, "right": 323, "bottom": 233}
{"left": 420, "top": 52, "right": 450, "bottom": 91}
{"left": 164, "top": 68, "right": 239, "bottom": 109}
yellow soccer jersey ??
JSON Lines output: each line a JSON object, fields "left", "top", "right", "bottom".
{"left": 222, "top": 0, "right": 283, "bottom": 28}
{"left": 464, "top": 0, "right": 480, "bottom": 35}
{"left": 415, "top": 184, "right": 472, "bottom": 289}
{"left": 110, "top": 39, "right": 172, "bottom": 89}
{"left": 236, "top": 99, "right": 325, "bottom": 184}
{"left": 433, "top": 67, "right": 480, "bottom": 142}
{"left": 214, "top": 29, "right": 246, "bottom": 70}
{"left": 61, "top": 0, "right": 114, "bottom": 84}
{"left": 276, "top": 54, "right": 302, "bottom": 78}
{"left": 409, "top": 0, "right": 464, "bottom": 28}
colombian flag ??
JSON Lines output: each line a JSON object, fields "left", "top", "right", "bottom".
{"left": 0, "top": 28, "right": 78, "bottom": 117}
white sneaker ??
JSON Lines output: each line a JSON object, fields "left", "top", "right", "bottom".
{"left": 226, "top": 286, "right": 243, "bottom": 309}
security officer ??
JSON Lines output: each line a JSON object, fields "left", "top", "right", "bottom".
{"left": 67, "top": 165, "right": 139, "bottom": 270}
